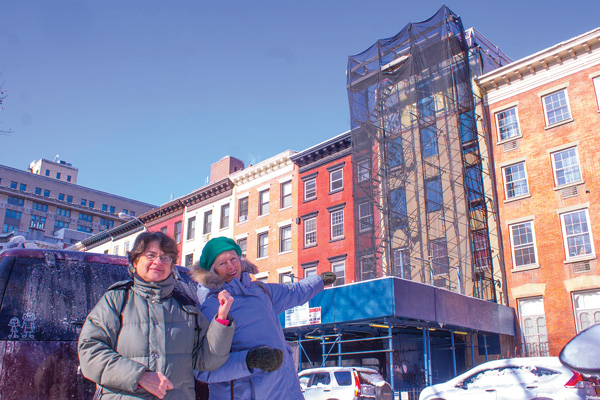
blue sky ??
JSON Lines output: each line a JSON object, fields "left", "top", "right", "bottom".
{"left": 1, "top": 0, "right": 599, "bottom": 206}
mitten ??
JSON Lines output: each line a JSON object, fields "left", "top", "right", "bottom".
{"left": 320, "top": 271, "right": 337, "bottom": 286}
{"left": 246, "top": 347, "right": 284, "bottom": 372}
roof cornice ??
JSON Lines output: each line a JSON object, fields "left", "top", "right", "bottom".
{"left": 230, "top": 150, "right": 296, "bottom": 185}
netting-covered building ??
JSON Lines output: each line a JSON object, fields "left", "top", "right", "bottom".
{"left": 347, "top": 6, "right": 510, "bottom": 303}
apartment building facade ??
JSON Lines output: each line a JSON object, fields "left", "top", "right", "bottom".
{"left": 1, "top": 158, "right": 155, "bottom": 249}
{"left": 290, "top": 131, "right": 356, "bottom": 285}
{"left": 478, "top": 27, "right": 600, "bottom": 356}
{"left": 230, "top": 151, "right": 297, "bottom": 283}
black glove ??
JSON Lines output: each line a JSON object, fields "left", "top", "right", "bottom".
{"left": 320, "top": 271, "right": 337, "bottom": 286}
{"left": 246, "top": 347, "right": 284, "bottom": 372}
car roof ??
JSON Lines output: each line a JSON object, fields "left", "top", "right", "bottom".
{"left": 299, "top": 366, "right": 379, "bottom": 374}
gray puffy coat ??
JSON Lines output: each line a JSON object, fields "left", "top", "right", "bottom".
{"left": 78, "top": 275, "right": 234, "bottom": 399}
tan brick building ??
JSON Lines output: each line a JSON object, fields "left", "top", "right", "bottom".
{"left": 478, "top": 27, "right": 600, "bottom": 356}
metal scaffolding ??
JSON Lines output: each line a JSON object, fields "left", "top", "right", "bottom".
{"left": 347, "top": 6, "right": 507, "bottom": 302}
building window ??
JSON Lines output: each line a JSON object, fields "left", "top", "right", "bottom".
{"left": 330, "top": 209, "right": 344, "bottom": 240}
{"left": 330, "top": 169, "right": 343, "bottom": 192}
{"left": 304, "top": 178, "right": 316, "bottom": 201}
{"left": 220, "top": 204, "right": 229, "bottom": 230}
{"left": 66, "top": 195, "right": 73, "bottom": 203}
{"left": 58, "top": 193, "right": 65, "bottom": 201}
{"left": 4, "top": 210, "right": 22, "bottom": 233}
{"left": 54, "top": 220, "right": 69, "bottom": 233}
{"left": 89, "top": 201, "right": 95, "bottom": 208}
{"left": 2, "top": 223, "right": 19, "bottom": 233}
{"left": 174, "top": 221, "right": 182, "bottom": 244}
{"left": 280, "top": 181, "right": 292, "bottom": 209}
{"left": 518, "top": 297, "right": 549, "bottom": 356}
{"left": 10, "top": 181, "right": 17, "bottom": 189}
{"left": 35, "top": 187, "right": 42, "bottom": 195}
{"left": 7, "top": 196, "right": 24, "bottom": 206}
{"left": 426, "top": 177, "right": 443, "bottom": 212}
{"left": 388, "top": 138, "right": 404, "bottom": 169}
{"left": 80, "top": 199, "right": 87, "bottom": 206}
{"left": 573, "top": 290, "right": 600, "bottom": 333}
{"left": 122, "top": 209, "right": 128, "bottom": 215}
{"left": 304, "top": 267, "right": 317, "bottom": 279}
{"left": 496, "top": 107, "right": 520, "bottom": 141}
{"left": 304, "top": 218, "right": 317, "bottom": 247}
{"left": 19, "top": 183, "right": 26, "bottom": 191}
{"left": 560, "top": 209, "right": 594, "bottom": 259}
{"left": 357, "top": 159, "right": 371, "bottom": 182}
{"left": 78, "top": 212, "right": 93, "bottom": 222}
{"left": 279, "top": 272, "right": 293, "bottom": 284}
{"left": 77, "top": 225, "right": 92, "bottom": 233}
{"left": 358, "top": 202, "right": 373, "bottom": 232}
{"left": 124, "top": 241, "right": 130, "bottom": 253}
{"left": 102, "top": 204, "right": 108, "bottom": 212}
{"left": 56, "top": 172, "right": 61, "bottom": 179}
{"left": 130, "top": 211, "right": 135, "bottom": 216}
{"left": 392, "top": 248, "right": 410, "bottom": 279}
{"left": 509, "top": 221, "right": 537, "bottom": 268}
{"left": 109, "top": 206, "right": 115, "bottom": 214}
{"left": 45, "top": 169, "right": 50, "bottom": 176}
{"left": 359, "top": 253, "right": 377, "bottom": 281}
{"left": 543, "top": 89, "right": 571, "bottom": 125}
{"left": 259, "top": 190, "right": 269, "bottom": 216}
{"left": 552, "top": 147, "right": 581, "bottom": 187}
{"left": 430, "top": 239, "right": 449, "bottom": 276}
{"left": 43, "top": 189, "right": 50, "bottom": 197}
{"left": 56, "top": 207, "right": 71, "bottom": 217}
{"left": 257, "top": 232, "right": 268, "bottom": 258}
{"left": 32, "top": 202, "right": 48, "bottom": 212}
{"left": 187, "top": 217, "right": 196, "bottom": 240}
{"left": 237, "top": 238, "right": 247, "bottom": 257}
{"left": 67, "top": 175, "right": 71, "bottom": 182}
{"left": 160, "top": 226, "right": 167, "bottom": 234}
{"left": 473, "top": 230, "right": 492, "bottom": 271}
{"left": 99, "top": 218, "right": 113, "bottom": 229}
{"left": 203, "top": 210, "right": 212, "bottom": 235}
{"left": 594, "top": 76, "right": 600, "bottom": 110}
{"left": 421, "top": 124, "right": 439, "bottom": 158}
{"left": 238, "top": 197, "right": 248, "bottom": 223}
{"left": 503, "top": 162, "right": 529, "bottom": 199}
{"left": 185, "top": 254, "right": 194, "bottom": 267}
{"left": 331, "top": 260, "right": 345, "bottom": 286}
{"left": 280, "top": 225, "right": 292, "bottom": 253}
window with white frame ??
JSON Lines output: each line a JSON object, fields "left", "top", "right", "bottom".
{"left": 331, "top": 260, "right": 345, "bottom": 286}
{"left": 509, "top": 221, "right": 537, "bottom": 268}
{"left": 280, "top": 181, "right": 292, "bottom": 209}
{"left": 330, "top": 169, "right": 343, "bottom": 192}
{"left": 542, "top": 89, "right": 571, "bottom": 125}
{"left": 187, "top": 217, "right": 195, "bottom": 240}
{"left": 358, "top": 202, "right": 373, "bottom": 232}
{"left": 304, "top": 218, "right": 317, "bottom": 247}
{"left": 594, "top": 76, "right": 600, "bottom": 110}
{"left": 220, "top": 204, "right": 229, "bottom": 229}
{"left": 279, "top": 225, "right": 292, "bottom": 253}
{"left": 496, "top": 107, "right": 520, "bottom": 141}
{"left": 518, "top": 297, "right": 549, "bottom": 357}
{"left": 551, "top": 147, "right": 581, "bottom": 187}
{"left": 185, "top": 254, "right": 194, "bottom": 267}
{"left": 503, "top": 162, "right": 529, "bottom": 199}
{"left": 279, "top": 271, "right": 293, "bottom": 284}
{"left": 203, "top": 210, "right": 212, "bottom": 234}
{"left": 257, "top": 232, "right": 268, "bottom": 258}
{"left": 237, "top": 237, "right": 247, "bottom": 258}
{"left": 357, "top": 159, "right": 371, "bottom": 182}
{"left": 304, "top": 267, "right": 317, "bottom": 279}
{"left": 392, "top": 248, "right": 410, "bottom": 279}
{"left": 560, "top": 209, "right": 594, "bottom": 259}
{"left": 359, "top": 253, "right": 377, "bottom": 281}
{"left": 238, "top": 197, "right": 248, "bottom": 223}
{"left": 304, "top": 178, "right": 316, "bottom": 201}
{"left": 573, "top": 290, "right": 600, "bottom": 332}
{"left": 330, "top": 209, "right": 344, "bottom": 240}
{"left": 259, "top": 190, "right": 269, "bottom": 216}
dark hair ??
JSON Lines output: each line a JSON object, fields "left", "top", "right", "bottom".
{"left": 128, "top": 231, "right": 178, "bottom": 277}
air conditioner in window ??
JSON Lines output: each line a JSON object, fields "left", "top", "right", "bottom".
{"left": 202, "top": 234, "right": 211, "bottom": 242}
{"left": 239, "top": 215, "right": 248, "bottom": 222}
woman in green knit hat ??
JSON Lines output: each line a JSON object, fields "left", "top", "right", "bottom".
{"left": 192, "top": 236, "right": 336, "bottom": 399}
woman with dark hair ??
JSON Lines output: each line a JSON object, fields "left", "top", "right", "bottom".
{"left": 78, "top": 231, "right": 235, "bottom": 399}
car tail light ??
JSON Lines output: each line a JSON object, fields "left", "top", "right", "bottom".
{"left": 565, "top": 371, "right": 585, "bottom": 388}
{"left": 353, "top": 370, "right": 361, "bottom": 397}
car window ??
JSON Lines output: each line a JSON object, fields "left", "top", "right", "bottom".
{"left": 0, "top": 256, "right": 129, "bottom": 341}
{"left": 464, "top": 366, "right": 541, "bottom": 388}
{"left": 334, "top": 371, "right": 352, "bottom": 386}
{"left": 358, "top": 370, "right": 385, "bottom": 385}
{"left": 299, "top": 373, "right": 312, "bottom": 388}
{"left": 309, "top": 372, "right": 331, "bottom": 387}
{"left": 532, "top": 367, "right": 560, "bottom": 378}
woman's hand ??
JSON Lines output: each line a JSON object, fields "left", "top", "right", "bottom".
{"left": 217, "top": 290, "right": 234, "bottom": 320}
{"left": 138, "top": 371, "right": 173, "bottom": 399}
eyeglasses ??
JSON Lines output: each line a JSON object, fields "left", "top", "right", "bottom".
{"left": 142, "top": 253, "right": 173, "bottom": 264}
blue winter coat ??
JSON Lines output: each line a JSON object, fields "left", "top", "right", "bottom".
{"left": 192, "top": 261, "right": 324, "bottom": 399}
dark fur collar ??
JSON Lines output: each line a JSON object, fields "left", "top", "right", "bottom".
{"left": 191, "top": 259, "right": 258, "bottom": 290}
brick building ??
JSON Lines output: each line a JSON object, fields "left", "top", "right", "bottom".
{"left": 230, "top": 150, "right": 297, "bottom": 283}
{"left": 478, "top": 27, "right": 600, "bottom": 356}
{"left": 290, "top": 131, "right": 356, "bottom": 284}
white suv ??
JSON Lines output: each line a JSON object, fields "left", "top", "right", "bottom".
{"left": 299, "top": 366, "right": 393, "bottom": 400}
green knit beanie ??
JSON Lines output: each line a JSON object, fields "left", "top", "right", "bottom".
{"left": 199, "top": 237, "right": 242, "bottom": 271}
